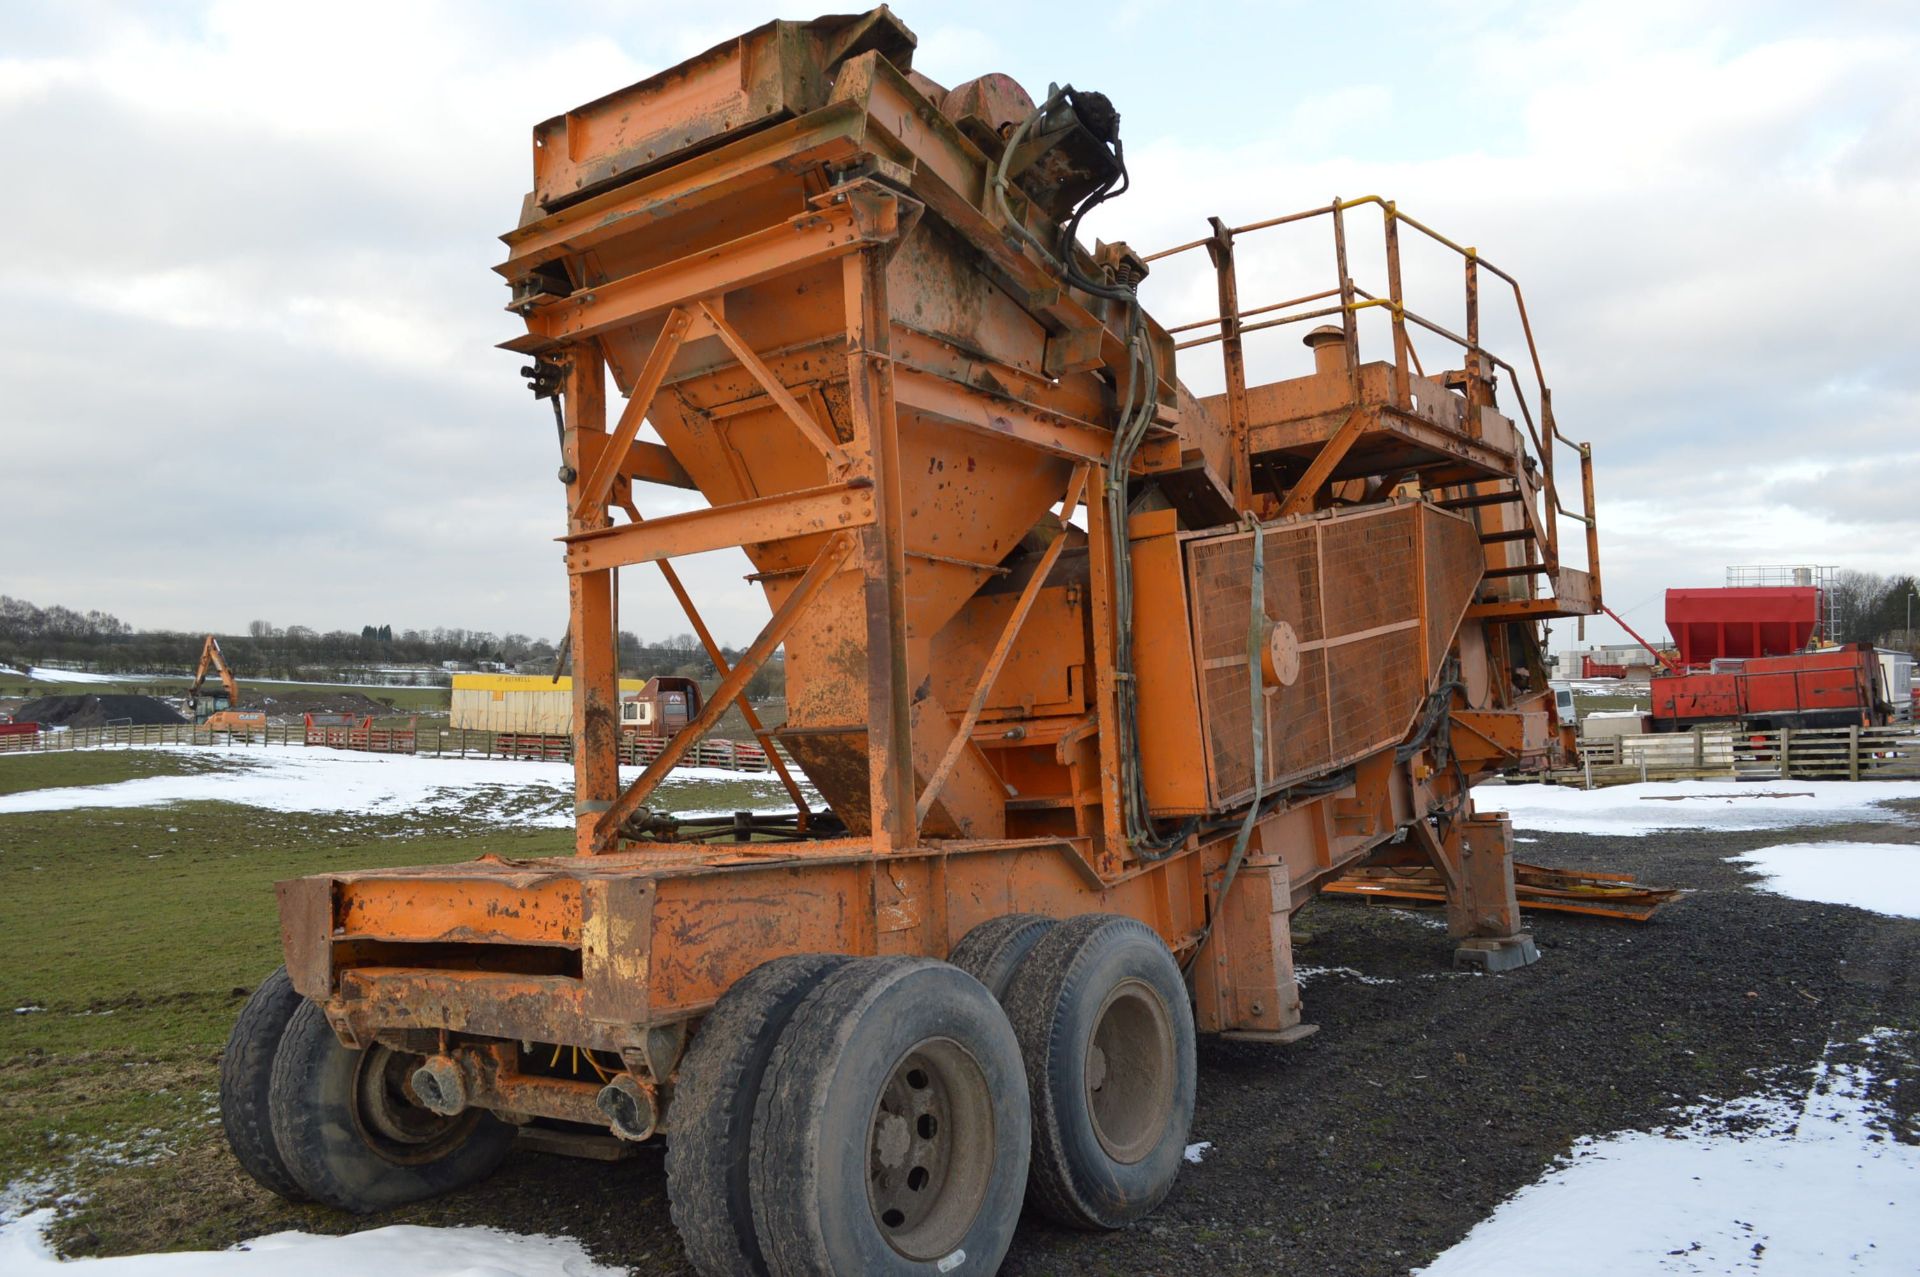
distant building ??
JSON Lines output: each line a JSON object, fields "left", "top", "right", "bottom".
{"left": 1551, "top": 643, "right": 1664, "bottom": 680}
{"left": 450, "top": 673, "right": 654, "bottom": 734}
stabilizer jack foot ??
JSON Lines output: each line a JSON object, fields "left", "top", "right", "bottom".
{"left": 1453, "top": 933, "right": 1538, "bottom": 973}
{"left": 1218, "top": 1023, "right": 1320, "bottom": 1045}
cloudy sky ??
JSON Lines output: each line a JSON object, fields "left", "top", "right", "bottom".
{"left": 2, "top": 0, "right": 1915, "bottom": 648}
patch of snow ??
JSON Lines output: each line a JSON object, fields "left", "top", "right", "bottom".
{"left": 0, "top": 745, "right": 812, "bottom": 828}
{"left": 1294, "top": 965, "right": 1398, "bottom": 987}
{"left": 1555, "top": 679, "right": 1651, "bottom": 695}
{"left": 0, "top": 1211, "right": 624, "bottom": 1276}
{"left": 1387, "top": 908, "right": 1450, "bottom": 931}
{"left": 1731, "top": 842, "right": 1920, "bottom": 919}
{"left": 1183, "top": 1141, "right": 1212, "bottom": 1164}
{"left": 1486, "top": 779, "right": 1920, "bottom": 837}
{"left": 1417, "top": 1030, "right": 1920, "bottom": 1275}
{"left": 20, "top": 668, "right": 156, "bottom": 685}
{"left": 0, "top": 1179, "right": 63, "bottom": 1228}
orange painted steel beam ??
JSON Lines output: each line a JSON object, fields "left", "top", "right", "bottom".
{"left": 1205, "top": 218, "right": 1254, "bottom": 510}
{"left": 562, "top": 481, "right": 875, "bottom": 572}
{"left": 892, "top": 364, "right": 1178, "bottom": 470}
{"left": 917, "top": 464, "right": 1090, "bottom": 825}
{"left": 572, "top": 307, "right": 692, "bottom": 522}
{"left": 1082, "top": 463, "right": 1129, "bottom": 874}
{"left": 619, "top": 494, "right": 813, "bottom": 830}
{"left": 591, "top": 531, "right": 854, "bottom": 850}
{"left": 844, "top": 248, "right": 917, "bottom": 853}
{"left": 1276, "top": 403, "right": 1371, "bottom": 518}
{"left": 696, "top": 299, "right": 848, "bottom": 469}
{"left": 337, "top": 876, "right": 583, "bottom": 947}
{"left": 1326, "top": 862, "right": 1678, "bottom": 922}
{"left": 576, "top": 433, "right": 695, "bottom": 490}
{"left": 562, "top": 343, "right": 621, "bottom": 856}
{"left": 516, "top": 194, "right": 896, "bottom": 348}
{"left": 497, "top": 102, "right": 869, "bottom": 274}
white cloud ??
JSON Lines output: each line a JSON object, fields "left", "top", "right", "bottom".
{"left": 1101, "top": 5, "right": 1919, "bottom": 646}
{"left": 0, "top": 1, "right": 1913, "bottom": 651}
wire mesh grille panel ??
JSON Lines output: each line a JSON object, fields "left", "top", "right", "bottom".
{"left": 1423, "top": 504, "right": 1486, "bottom": 674}
{"left": 1186, "top": 502, "right": 1483, "bottom": 810}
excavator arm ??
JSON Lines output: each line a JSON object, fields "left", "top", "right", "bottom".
{"left": 187, "top": 635, "right": 240, "bottom": 723}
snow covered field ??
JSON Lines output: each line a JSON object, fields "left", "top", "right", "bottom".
{"left": 0, "top": 1213, "right": 622, "bottom": 1276}
{"left": 1419, "top": 1030, "right": 1919, "bottom": 1275}
{"left": 0, "top": 744, "right": 810, "bottom": 825}
{"left": 1490, "top": 779, "right": 1920, "bottom": 836}
{"left": 0, "top": 667, "right": 158, "bottom": 684}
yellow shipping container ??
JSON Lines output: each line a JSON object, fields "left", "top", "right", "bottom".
{"left": 449, "top": 673, "right": 652, "bottom": 734}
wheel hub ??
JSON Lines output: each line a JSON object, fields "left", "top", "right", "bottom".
{"left": 866, "top": 1038, "right": 993, "bottom": 1260}
{"left": 351, "top": 1044, "right": 479, "bottom": 1166}
{"left": 1085, "top": 978, "right": 1175, "bottom": 1165}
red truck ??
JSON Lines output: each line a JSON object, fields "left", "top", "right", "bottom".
{"left": 1650, "top": 643, "right": 1891, "bottom": 731}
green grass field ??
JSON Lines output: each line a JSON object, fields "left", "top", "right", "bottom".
{"left": 0, "top": 741, "right": 812, "bottom": 1254}
{"left": 0, "top": 749, "right": 574, "bottom": 1251}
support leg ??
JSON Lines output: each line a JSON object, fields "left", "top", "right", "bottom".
{"left": 1200, "top": 854, "right": 1315, "bottom": 1043}
{"left": 843, "top": 250, "right": 915, "bottom": 852}
{"left": 1414, "top": 813, "right": 1538, "bottom": 972}
{"left": 562, "top": 343, "right": 620, "bottom": 856}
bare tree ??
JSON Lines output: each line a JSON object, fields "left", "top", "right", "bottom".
{"left": 1828, "top": 570, "right": 1887, "bottom": 644}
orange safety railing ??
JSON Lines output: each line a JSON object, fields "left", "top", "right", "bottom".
{"left": 1144, "top": 196, "right": 1600, "bottom": 609}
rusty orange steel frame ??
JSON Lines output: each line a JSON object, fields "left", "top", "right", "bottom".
{"left": 276, "top": 8, "right": 1602, "bottom": 1140}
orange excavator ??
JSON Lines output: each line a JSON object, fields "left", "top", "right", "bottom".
{"left": 187, "top": 634, "right": 243, "bottom": 726}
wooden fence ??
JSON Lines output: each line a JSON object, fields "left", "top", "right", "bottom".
{"left": 1573, "top": 724, "right": 1919, "bottom": 786}
{"left": 489, "top": 731, "right": 777, "bottom": 771}
{"left": 305, "top": 724, "right": 418, "bottom": 753}
{"left": 0, "top": 721, "right": 788, "bottom": 773}
{"left": 0, "top": 722, "right": 271, "bottom": 752}
{"left": 1731, "top": 725, "right": 1920, "bottom": 781}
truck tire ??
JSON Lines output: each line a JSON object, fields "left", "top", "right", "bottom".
{"left": 218, "top": 967, "right": 310, "bottom": 1202}
{"left": 749, "top": 957, "right": 1029, "bottom": 1276}
{"left": 268, "top": 1000, "right": 513, "bottom": 1212}
{"left": 947, "top": 913, "right": 1056, "bottom": 1001}
{"left": 667, "top": 953, "right": 853, "bottom": 1276}
{"left": 1003, "top": 913, "right": 1195, "bottom": 1230}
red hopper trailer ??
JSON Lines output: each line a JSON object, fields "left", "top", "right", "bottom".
{"left": 1650, "top": 643, "right": 1890, "bottom": 731}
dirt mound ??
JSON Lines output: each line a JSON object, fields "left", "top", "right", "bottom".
{"left": 17, "top": 694, "right": 187, "bottom": 728}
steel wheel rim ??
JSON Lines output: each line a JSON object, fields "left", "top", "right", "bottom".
{"left": 351, "top": 1044, "right": 478, "bottom": 1165}
{"left": 865, "top": 1037, "right": 994, "bottom": 1259}
{"left": 1086, "top": 977, "right": 1175, "bottom": 1164}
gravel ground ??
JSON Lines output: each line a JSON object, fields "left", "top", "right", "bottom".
{"left": 173, "top": 808, "right": 1920, "bottom": 1275}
